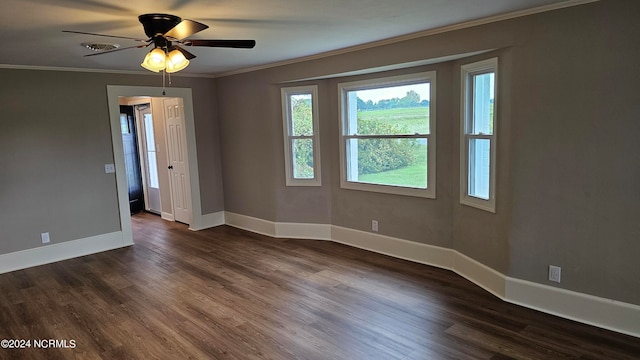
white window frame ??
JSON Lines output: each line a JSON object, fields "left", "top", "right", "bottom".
{"left": 281, "top": 85, "right": 321, "bottom": 186}
{"left": 338, "top": 72, "right": 436, "bottom": 198}
{"left": 460, "top": 58, "right": 497, "bottom": 212}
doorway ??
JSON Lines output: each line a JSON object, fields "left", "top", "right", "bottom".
{"left": 107, "top": 86, "right": 204, "bottom": 245}
{"left": 119, "top": 99, "right": 163, "bottom": 216}
{"left": 120, "top": 96, "right": 192, "bottom": 222}
{"left": 120, "top": 105, "right": 145, "bottom": 214}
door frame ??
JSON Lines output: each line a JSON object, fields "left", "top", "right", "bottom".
{"left": 107, "top": 85, "right": 204, "bottom": 244}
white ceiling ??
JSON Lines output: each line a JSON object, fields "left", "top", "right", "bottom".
{"left": 0, "top": 0, "right": 587, "bottom": 75}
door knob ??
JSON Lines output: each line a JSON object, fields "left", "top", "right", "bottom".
{"left": 168, "top": 165, "right": 174, "bottom": 169}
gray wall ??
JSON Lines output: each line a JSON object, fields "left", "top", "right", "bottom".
{"left": 0, "top": 69, "right": 223, "bottom": 254}
{"left": 506, "top": 1, "right": 640, "bottom": 305}
{"left": 216, "top": 0, "right": 640, "bottom": 306}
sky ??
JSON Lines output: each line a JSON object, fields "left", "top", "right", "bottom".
{"left": 355, "top": 83, "right": 430, "bottom": 103}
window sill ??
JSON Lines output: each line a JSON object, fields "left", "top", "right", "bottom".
{"left": 460, "top": 195, "right": 496, "bottom": 213}
{"left": 341, "top": 180, "right": 435, "bottom": 198}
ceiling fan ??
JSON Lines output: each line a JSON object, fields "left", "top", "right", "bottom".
{"left": 63, "top": 13, "right": 256, "bottom": 73}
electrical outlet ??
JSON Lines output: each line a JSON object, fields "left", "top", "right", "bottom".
{"left": 41, "top": 232, "right": 50, "bottom": 244}
{"left": 549, "top": 265, "right": 561, "bottom": 283}
{"left": 105, "top": 163, "right": 115, "bottom": 173}
{"left": 372, "top": 220, "right": 379, "bottom": 232}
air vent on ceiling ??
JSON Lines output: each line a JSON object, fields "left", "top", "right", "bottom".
{"left": 81, "top": 42, "right": 120, "bottom": 52}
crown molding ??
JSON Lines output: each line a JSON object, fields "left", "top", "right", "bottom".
{"left": 0, "top": 64, "right": 217, "bottom": 78}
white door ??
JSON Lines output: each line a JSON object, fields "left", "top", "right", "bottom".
{"left": 164, "top": 97, "right": 192, "bottom": 224}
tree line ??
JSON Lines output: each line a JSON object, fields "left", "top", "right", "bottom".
{"left": 357, "top": 90, "right": 429, "bottom": 111}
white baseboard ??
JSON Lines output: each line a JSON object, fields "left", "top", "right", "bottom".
{"left": 225, "top": 212, "right": 277, "bottom": 237}
{"left": 331, "top": 225, "right": 455, "bottom": 269}
{"left": 277, "top": 222, "right": 332, "bottom": 240}
{"left": 190, "top": 211, "right": 225, "bottom": 231}
{"left": 225, "top": 212, "right": 333, "bottom": 240}
{"left": 0, "top": 231, "right": 130, "bottom": 274}
{"left": 453, "top": 251, "right": 507, "bottom": 299}
{"left": 223, "top": 212, "right": 640, "bottom": 338}
{"left": 505, "top": 277, "right": 640, "bottom": 338}
{"left": 161, "top": 212, "right": 175, "bottom": 221}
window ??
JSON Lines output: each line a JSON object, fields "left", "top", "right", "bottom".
{"left": 281, "top": 85, "right": 321, "bottom": 186}
{"left": 460, "top": 58, "right": 497, "bottom": 212}
{"left": 338, "top": 72, "right": 436, "bottom": 198}
{"left": 143, "top": 113, "right": 159, "bottom": 189}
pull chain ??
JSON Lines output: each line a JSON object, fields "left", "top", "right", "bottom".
{"left": 162, "top": 70, "right": 166, "bottom": 96}
{"left": 161, "top": 70, "right": 173, "bottom": 96}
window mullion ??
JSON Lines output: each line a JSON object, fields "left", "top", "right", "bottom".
{"left": 466, "top": 134, "right": 493, "bottom": 140}
{"left": 345, "top": 134, "right": 428, "bottom": 140}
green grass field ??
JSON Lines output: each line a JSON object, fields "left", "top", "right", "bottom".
{"left": 358, "top": 107, "right": 429, "bottom": 134}
{"left": 358, "top": 142, "right": 428, "bottom": 188}
{"left": 352, "top": 106, "right": 430, "bottom": 188}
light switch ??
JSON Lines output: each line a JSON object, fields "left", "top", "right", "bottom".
{"left": 105, "top": 164, "right": 115, "bottom": 173}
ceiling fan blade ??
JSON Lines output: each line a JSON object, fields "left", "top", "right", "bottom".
{"left": 163, "top": 19, "right": 208, "bottom": 40}
{"left": 83, "top": 43, "right": 150, "bottom": 57}
{"left": 63, "top": 30, "right": 148, "bottom": 42}
{"left": 183, "top": 39, "right": 256, "bottom": 49}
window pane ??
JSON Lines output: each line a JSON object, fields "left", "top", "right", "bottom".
{"left": 292, "top": 138, "right": 314, "bottom": 179}
{"left": 120, "top": 115, "right": 130, "bottom": 134}
{"left": 147, "top": 151, "right": 159, "bottom": 189}
{"left": 472, "top": 72, "right": 494, "bottom": 135}
{"left": 347, "top": 83, "right": 430, "bottom": 135}
{"left": 144, "top": 114, "right": 156, "bottom": 151}
{"left": 468, "top": 138, "right": 490, "bottom": 199}
{"left": 290, "top": 94, "right": 313, "bottom": 136}
{"left": 347, "top": 137, "right": 427, "bottom": 189}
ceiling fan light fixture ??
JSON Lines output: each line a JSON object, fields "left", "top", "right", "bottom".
{"left": 141, "top": 47, "right": 167, "bottom": 72}
{"left": 165, "top": 49, "right": 189, "bottom": 73}
{"left": 66, "top": 13, "right": 256, "bottom": 76}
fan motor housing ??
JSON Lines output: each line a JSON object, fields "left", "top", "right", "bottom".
{"left": 139, "top": 13, "right": 182, "bottom": 38}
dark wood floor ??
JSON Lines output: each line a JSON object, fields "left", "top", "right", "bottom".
{"left": 0, "top": 212, "right": 638, "bottom": 359}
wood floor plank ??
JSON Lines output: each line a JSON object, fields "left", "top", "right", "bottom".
{"left": 0, "top": 212, "right": 638, "bottom": 359}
